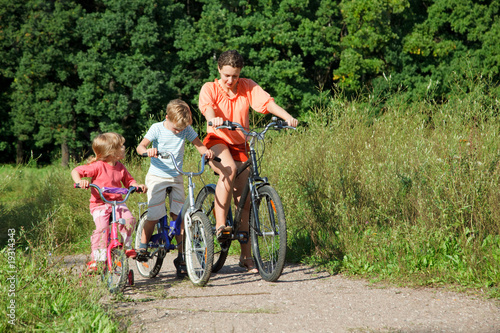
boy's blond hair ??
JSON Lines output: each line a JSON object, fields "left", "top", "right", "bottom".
{"left": 166, "top": 99, "right": 192, "bottom": 129}
{"left": 88, "top": 132, "right": 125, "bottom": 163}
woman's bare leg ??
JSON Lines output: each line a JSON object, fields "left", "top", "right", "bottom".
{"left": 232, "top": 164, "right": 254, "bottom": 266}
{"left": 209, "top": 144, "right": 237, "bottom": 230}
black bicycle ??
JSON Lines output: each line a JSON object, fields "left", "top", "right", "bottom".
{"left": 195, "top": 118, "right": 295, "bottom": 282}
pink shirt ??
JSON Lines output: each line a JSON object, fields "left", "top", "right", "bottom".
{"left": 73, "top": 161, "right": 136, "bottom": 209}
{"left": 199, "top": 78, "right": 272, "bottom": 145}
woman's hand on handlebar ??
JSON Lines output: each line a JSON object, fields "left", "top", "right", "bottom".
{"left": 208, "top": 117, "right": 224, "bottom": 127}
{"left": 204, "top": 149, "right": 215, "bottom": 161}
{"left": 286, "top": 117, "right": 298, "bottom": 128}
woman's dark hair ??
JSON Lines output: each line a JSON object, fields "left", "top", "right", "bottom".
{"left": 217, "top": 50, "right": 244, "bottom": 69}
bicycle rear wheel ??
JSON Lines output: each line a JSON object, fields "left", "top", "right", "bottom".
{"left": 102, "top": 247, "right": 129, "bottom": 293}
{"left": 184, "top": 211, "right": 214, "bottom": 287}
{"left": 195, "top": 185, "right": 231, "bottom": 273}
{"left": 250, "top": 185, "right": 287, "bottom": 282}
{"left": 134, "top": 212, "right": 165, "bottom": 278}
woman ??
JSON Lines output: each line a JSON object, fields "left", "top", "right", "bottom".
{"left": 199, "top": 50, "right": 298, "bottom": 273}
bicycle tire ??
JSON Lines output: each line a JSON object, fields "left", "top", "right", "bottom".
{"left": 184, "top": 211, "right": 214, "bottom": 287}
{"left": 134, "top": 212, "right": 164, "bottom": 278}
{"left": 195, "top": 185, "right": 231, "bottom": 273}
{"left": 250, "top": 185, "right": 287, "bottom": 282}
{"left": 102, "top": 247, "right": 129, "bottom": 293}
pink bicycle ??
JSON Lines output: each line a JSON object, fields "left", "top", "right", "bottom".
{"left": 75, "top": 183, "right": 142, "bottom": 293}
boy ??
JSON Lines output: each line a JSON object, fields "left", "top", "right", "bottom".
{"left": 136, "top": 99, "right": 214, "bottom": 276}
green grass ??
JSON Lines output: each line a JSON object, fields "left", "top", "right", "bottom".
{"left": 0, "top": 241, "right": 121, "bottom": 332}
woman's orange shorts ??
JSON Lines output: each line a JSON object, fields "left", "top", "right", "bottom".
{"left": 203, "top": 133, "right": 249, "bottom": 162}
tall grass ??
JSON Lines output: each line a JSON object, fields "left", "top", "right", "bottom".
{"left": 266, "top": 77, "right": 500, "bottom": 297}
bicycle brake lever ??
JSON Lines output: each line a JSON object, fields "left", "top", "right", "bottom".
{"left": 203, "top": 156, "right": 221, "bottom": 165}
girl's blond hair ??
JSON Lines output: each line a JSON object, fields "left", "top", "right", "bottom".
{"left": 166, "top": 99, "right": 192, "bottom": 129}
{"left": 87, "top": 132, "right": 125, "bottom": 163}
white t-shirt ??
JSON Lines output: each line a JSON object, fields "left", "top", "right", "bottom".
{"left": 145, "top": 121, "right": 198, "bottom": 178}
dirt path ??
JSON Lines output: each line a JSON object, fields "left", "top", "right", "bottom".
{"left": 65, "top": 253, "right": 500, "bottom": 333}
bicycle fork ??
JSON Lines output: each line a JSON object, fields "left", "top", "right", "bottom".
{"left": 246, "top": 179, "right": 279, "bottom": 237}
{"left": 107, "top": 204, "right": 126, "bottom": 270}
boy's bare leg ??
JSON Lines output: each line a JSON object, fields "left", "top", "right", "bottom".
{"left": 140, "top": 219, "right": 158, "bottom": 245}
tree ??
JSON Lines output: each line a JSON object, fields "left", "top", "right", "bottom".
{"left": 7, "top": 0, "right": 82, "bottom": 165}
{"left": 386, "top": 0, "right": 500, "bottom": 101}
{"left": 72, "top": 0, "right": 185, "bottom": 157}
{"left": 335, "top": 0, "right": 410, "bottom": 92}
{"left": 0, "top": 0, "right": 28, "bottom": 163}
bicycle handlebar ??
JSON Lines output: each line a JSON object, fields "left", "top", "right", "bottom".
{"left": 73, "top": 183, "right": 141, "bottom": 205}
{"left": 140, "top": 152, "right": 221, "bottom": 176}
{"left": 208, "top": 117, "right": 296, "bottom": 136}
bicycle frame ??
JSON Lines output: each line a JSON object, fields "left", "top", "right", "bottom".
{"left": 157, "top": 151, "right": 208, "bottom": 220}
{"left": 147, "top": 212, "right": 182, "bottom": 256}
{"left": 232, "top": 148, "right": 268, "bottom": 237}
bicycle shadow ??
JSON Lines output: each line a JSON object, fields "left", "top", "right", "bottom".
{"left": 206, "top": 259, "right": 331, "bottom": 287}
{"left": 126, "top": 263, "right": 186, "bottom": 293}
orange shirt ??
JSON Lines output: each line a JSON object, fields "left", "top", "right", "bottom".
{"left": 199, "top": 78, "right": 272, "bottom": 145}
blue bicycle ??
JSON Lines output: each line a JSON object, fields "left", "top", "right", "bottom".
{"left": 134, "top": 152, "right": 215, "bottom": 287}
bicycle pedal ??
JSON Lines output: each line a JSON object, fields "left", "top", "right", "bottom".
{"left": 236, "top": 231, "right": 249, "bottom": 244}
{"left": 216, "top": 226, "right": 232, "bottom": 242}
{"left": 135, "top": 250, "right": 150, "bottom": 262}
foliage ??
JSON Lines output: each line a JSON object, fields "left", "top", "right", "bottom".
{"left": 2, "top": 0, "right": 498, "bottom": 164}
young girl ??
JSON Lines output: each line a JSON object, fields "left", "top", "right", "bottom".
{"left": 71, "top": 132, "right": 147, "bottom": 272}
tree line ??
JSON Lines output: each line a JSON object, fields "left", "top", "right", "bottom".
{"left": 1, "top": 0, "right": 498, "bottom": 165}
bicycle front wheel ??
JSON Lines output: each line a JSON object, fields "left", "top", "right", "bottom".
{"left": 134, "top": 212, "right": 164, "bottom": 278}
{"left": 250, "top": 185, "right": 287, "bottom": 282}
{"left": 102, "top": 247, "right": 129, "bottom": 293}
{"left": 195, "top": 185, "right": 230, "bottom": 273}
{"left": 184, "top": 211, "right": 214, "bottom": 287}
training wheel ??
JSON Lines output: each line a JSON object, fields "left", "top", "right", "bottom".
{"left": 128, "top": 269, "right": 134, "bottom": 286}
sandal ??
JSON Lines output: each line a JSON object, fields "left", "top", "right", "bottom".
{"left": 216, "top": 225, "right": 232, "bottom": 242}
{"left": 173, "top": 256, "right": 187, "bottom": 278}
{"left": 239, "top": 257, "right": 258, "bottom": 274}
